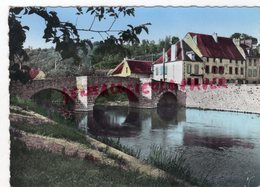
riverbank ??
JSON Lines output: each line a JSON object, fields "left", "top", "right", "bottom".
{"left": 95, "top": 101, "right": 129, "bottom": 107}
{"left": 186, "top": 84, "right": 260, "bottom": 114}
{"left": 10, "top": 138, "right": 174, "bottom": 187}
{"left": 9, "top": 99, "right": 198, "bottom": 186}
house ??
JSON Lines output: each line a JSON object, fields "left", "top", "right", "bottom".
{"left": 109, "top": 58, "right": 153, "bottom": 78}
{"left": 153, "top": 39, "right": 204, "bottom": 85}
{"left": 239, "top": 40, "right": 260, "bottom": 84}
{"left": 153, "top": 32, "right": 250, "bottom": 85}
{"left": 183, "top": 32, "right": 246, "bottom": 84}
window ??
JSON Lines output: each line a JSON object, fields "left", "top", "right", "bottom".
{"left": 219, "top": 66, "right": 224, "bottom": 74}
{"left": 203, "top": 78, "right": 209, "bottom": 84}
{"left": 160, "top": 66, "right": 163, "bottom": 75}
{"left": 186, "top": 51, "right": 196, "bottom": 61}
{"left": 229, "top": 67, "right": 233, "bottom": 74}
{"left": 191, "top": 54, "right": 195, "bottom": 61}
{"left": 194, "top": 64, "right": 199, "bottom": 74}
{"left": 213, "top": 58, "right": 216, "bottom": 62}
{"left": 212, "top": 66, "right": 218, "bottom": 74}
{"left": 220, "top": 58, "right": 222, "bottom": 63}
{"left": 194, "top": 78, "right": 199, "bottom": 85}
{"left": 253, "top": 69, "right": 257, "bottom": 77}
{"left": 205, "top": 65, "right": 209, "bottom": 73}
{"left": 187, "top": 78, "right": 191, "bottom": 85}
{"left": 212, "top": 78, "right": 217, "bottom": 84}
{"left": 125, "top": 67, "right": 128, "bottom": 74}
{"left": 165, "top": 65, "right": 168, "bottom": 75}
{"left": 207, "top": 57, "right": 209, "bottom": 62}
{"left": 235, "top": 60, "right": 238, "bottom": 64}
{"left": 235, "top": 67, "right": 238, "bottom": 75}
{"left": 248, "top": 69, "right": 252, "bottom": 77}
{"left": 240, "top": 68, "right": 244, "bottom": 75}
{"left": 241, "top": 60, "right": 244, "bottom": 65}
{"left": 229, "top": 59, "right": 232, "bottom": 63}
{"left": 218, "top": 77, "right": 226, "bottom": 86}
{"left": 155, "top": 67, "right": 158, "bottom": 75}
{"left": 254, "top": 59, "right": 257, "bottom": 66}
{"left": 187, "top": 64, "right": 192, "bottom": 74}
{"left": 249, "top": 59, "right": 252, "bottom": 66}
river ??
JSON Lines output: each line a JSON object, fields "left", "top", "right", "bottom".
{"left": 75, "top": 106, "right": 260, "bottom": 187}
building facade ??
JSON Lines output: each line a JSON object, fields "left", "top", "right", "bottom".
{"left": 153, "top": 40, "right": 204, "bottom": 85}
{"left": 153, "top": 32, "right": 260, "bottom": 85}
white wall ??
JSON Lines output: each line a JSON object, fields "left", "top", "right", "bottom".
{"left": 140, "top": 78, "right": 152, "bottom": 99}
{"left": 76, "top": 76, "right": 88, "bottom": 108}
{"left": 153, "top": 61, "right": 184, "bottom": 84}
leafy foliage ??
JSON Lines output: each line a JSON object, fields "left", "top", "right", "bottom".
{"left": 9, "top": 7, "right": 151, "bottom": 65}
{"left": 9, "top": 8, "right": 29, "bottom": 62}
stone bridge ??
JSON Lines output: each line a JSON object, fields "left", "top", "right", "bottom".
{"left": 9, "top": 76, "right": 186, "bottom": 111}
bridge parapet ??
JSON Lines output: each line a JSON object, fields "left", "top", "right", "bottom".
{"left": 10, "top": 76, "right": 186, "bottom": 111}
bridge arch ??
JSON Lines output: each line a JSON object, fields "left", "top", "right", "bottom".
{"left": 156, "top": 91, "right": 177, "bottom": 107}
{"left": 94, "top": 84, "right": 139, "bottom": 105}
{"left": 30, "top": 88, "right": 76, "bottom": 113}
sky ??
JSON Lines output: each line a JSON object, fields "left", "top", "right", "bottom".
{"left": 19, "top": 7, "right": 260, "bottom": 49}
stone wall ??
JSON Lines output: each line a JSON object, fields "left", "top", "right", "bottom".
{"left": 186, "top": 84, "right": 260, "bottom": 114}
{"left": 9, "top": 76, "right": 184, "bottom": 111}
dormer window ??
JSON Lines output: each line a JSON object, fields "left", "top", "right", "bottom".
{"left": 186, "top": 51, "right": 195, "bottom": 61}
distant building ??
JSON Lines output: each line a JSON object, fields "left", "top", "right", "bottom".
{"left": 239, "top": 41, "right": 260, "bottom": 84}
{"left": 183, "top": 32, "right": 246, "bottom": 84}
{"left": 153, "top": 39, "right": 204, "bottom": 85}
{"left": 153, "top": 32, "right": 260, "bottom": 85}
{"left": 108, "top": 58, "right": 153, "bottom": 78}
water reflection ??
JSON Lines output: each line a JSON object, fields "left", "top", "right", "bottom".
{"left": 75, "top": 107, "right": 260, "bottom": 186}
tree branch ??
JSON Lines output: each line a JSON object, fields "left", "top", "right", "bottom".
{"left": 77, "top": 28, "right": 123, "bottom": 33}
{"left": 89, "top": 15, "right": 96, "bottom": 30}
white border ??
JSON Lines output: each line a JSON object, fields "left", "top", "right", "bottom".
{"left": 1, "top": 1, "right": 260, "bottom": 186}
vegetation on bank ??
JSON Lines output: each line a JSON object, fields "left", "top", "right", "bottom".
{"left": 10, "top": 96, "right": 75, "bottom": 126}
{"left": 11, "top": 122, "right": 89, "bottom": 146}
{"left": 146, "top": 145, "right": 211, "bottom": 187}
{"left": 95, "top": 91, "right": 128, "bottom": 105}
{"left": 93, "top": 136, "right": 141, "bottom": 159}
{"left": 10, "top": 96, "right": 211, "bottom": 186}
{"left": 10, "top": 138, "right": 174, "bottom": 187}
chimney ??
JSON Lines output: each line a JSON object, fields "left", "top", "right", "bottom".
{"left": 232, "top": 38, "right": 240, "bottom": 46}
{"left": 212, "top": 32, "right": 218, "bottom": 43}
{"left": 171, "top": 43, "right": 176, "bottom": 61}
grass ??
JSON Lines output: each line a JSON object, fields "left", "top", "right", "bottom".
{"left": 146, "top": 145, "right": 212, "bottom": 187}
{"left": 10, "top": 138, "right": 175, "bottom": 187}
{"left": 10, "top": 96, "right": 75, "bottom": 127}
{"left": 93, "top": 136, "right": 141, "bottom": 159}
{"left": 95, "top": 91, "right": 128, "bottom": 104}
{"left": 11, "top": 122, "right": 90, "bottom": 146}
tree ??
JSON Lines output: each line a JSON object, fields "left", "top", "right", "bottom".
{"left": 9, "top": 7, "right": 151, "bottom": 81}
{"left": 91, "top": 36, "right": 131, "bottom": 69}
{"left": 230, "top": 33, "right": 258, "bottom": 45}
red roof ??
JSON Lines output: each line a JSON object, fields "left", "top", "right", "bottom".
{"left": 127, "top": 60, "right": 152, "bottom": 74}
{"left": 111, "top": 62, "right": 124, "bottom": 74}
{"left": 189, "top": 32, "right": 244, "bottom": 60}
{"left": 155, "top": 48, "right": 171, "bottom": 64}
{"left": 155, "top": 40, "right": 202, "bottom": 64}
{"left": 112, "top": 59, "right": 152, "bottom": 75}
{"left": 29, "top": 68, "right": 39, "bottom": 79}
